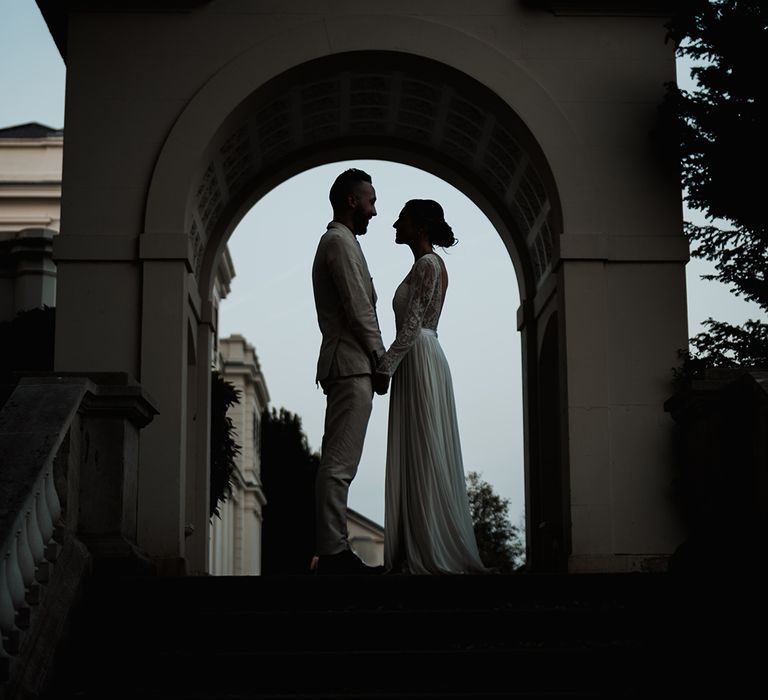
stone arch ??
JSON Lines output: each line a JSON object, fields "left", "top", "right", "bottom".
{"left": 141, "top": 49, "right": 566, "bottom": 573}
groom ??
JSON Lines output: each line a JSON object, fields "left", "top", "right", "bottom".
{"left": 312, "top": 168, "right": 389, "bottom": 575}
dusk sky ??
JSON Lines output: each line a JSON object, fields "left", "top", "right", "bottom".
{"left": 1, "top": 0, "right": 759, "bottom": 527}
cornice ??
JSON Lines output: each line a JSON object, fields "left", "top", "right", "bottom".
{"left": 524, "top": 0, "right": 674, "bottom": 16}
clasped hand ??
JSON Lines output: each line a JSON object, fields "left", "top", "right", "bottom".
{"left": 373, "top": 371, "right": 390, "bottom": 396}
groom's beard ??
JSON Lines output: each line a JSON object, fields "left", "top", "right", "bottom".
{"left": 354, "top": 215, "right": 371, "bottom": 236}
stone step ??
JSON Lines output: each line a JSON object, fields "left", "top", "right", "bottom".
{"left": 62, "top": 647, "right": 644, "bottom": 696}
{"left": 81, "top": 608, "right": 653, "bottom": 654}
{"left": 59, "top": 691, "right": 617, "bottom": 700}
{"left": 48, "top": 572, "right": 726, "bottom": 700}
{"left": 77, "top": 573, "right": 675, "bottom": 613}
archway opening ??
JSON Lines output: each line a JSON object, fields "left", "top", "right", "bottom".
{"left": 214, "top": 160, "right": 526, "bottom": 572}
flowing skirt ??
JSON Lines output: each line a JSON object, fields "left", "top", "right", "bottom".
{"left": 384, "top": 329, "right": 487, "bottom": 574}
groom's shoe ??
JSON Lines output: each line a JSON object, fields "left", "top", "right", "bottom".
{"left": 316, "top": 549, "right": 384, "bottom": 575}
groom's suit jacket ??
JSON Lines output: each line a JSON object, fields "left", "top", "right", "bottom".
{"left": 312, "top": 221, "right": 385, "bottom": 386}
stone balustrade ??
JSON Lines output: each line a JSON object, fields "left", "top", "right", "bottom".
{"left": 0, "top": 374, "right": 157, "bottom": 695}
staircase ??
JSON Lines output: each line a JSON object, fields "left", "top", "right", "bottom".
{"left": 40, "top": 572, "right": 731, "bottom": 700}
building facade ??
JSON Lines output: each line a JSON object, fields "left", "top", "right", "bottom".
{"left": 0, "top": 123, "right": 62, "bottom": 321}
{"left": 348, "top": 509, "right": 385, "bottom": 567}
{"left": 211, "top": 334, "right": 270, "bottom": 575}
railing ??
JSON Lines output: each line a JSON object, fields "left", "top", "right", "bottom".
{"left": 0, "top": 469, "right": 61, "bottom": 634}
{"left": 0, "top": 378, "right": 86, "bottom": 676}
{"left": 0, "top": 374, "right": 157, "bottom": 697}
{"left": 1, "top": 468, "right": 62, "bottom": 655}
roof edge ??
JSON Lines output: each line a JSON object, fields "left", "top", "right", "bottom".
{"left": 0, "top": 123, "right": 64, "bottom": 138}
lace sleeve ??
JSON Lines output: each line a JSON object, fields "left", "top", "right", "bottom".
{"left": 377, "top": 255, "right": 440, "bottom": 376}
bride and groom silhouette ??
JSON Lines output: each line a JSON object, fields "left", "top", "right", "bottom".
{"left": 312, "top": 168, "right": 487, "bottom": 576}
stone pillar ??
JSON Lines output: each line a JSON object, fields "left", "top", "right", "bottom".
{"left": 561, "top": 259, "right": 613, "bottom": 568}
{"left": 558, "top": 234, "right": 689, "bottom": 572}
{"left": 137, "top": 248, "right": 191, "bottom": 575}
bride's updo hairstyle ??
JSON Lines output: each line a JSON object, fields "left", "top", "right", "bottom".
{"left": 405, "top": 199, "right": 457, "bottom": 248}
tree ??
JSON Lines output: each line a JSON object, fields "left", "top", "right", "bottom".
{"left": 259, "top": 407, "right": 320, "bottom": 574}
{"left": 209, "top": 370, "right": 241, "bottom": 519}
{"left": 661, "top": 0, "right": 767, "bottom": 373}
{"left": 465, "top": 471, "right": 525, "bottom": 572}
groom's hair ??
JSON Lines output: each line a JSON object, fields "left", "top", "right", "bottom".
{"left": 329, "top": 168, "right": 372, "bottom": 211}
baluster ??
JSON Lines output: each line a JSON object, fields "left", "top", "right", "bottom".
{"left": 29, "top": 494, "right": 52, "bottom": 585}
{"left": 45, "top": 468, "right": 62, "bottom": 526}
{"left": 6, "top": 533, "right": 25, "bottom": 611}
{"left": 0, "top": 553, "right": 16, "bottom": 636}
{"left": 0, "top": 554, "right": 15, "bottom": 659}
{"left": 17, "top": 513, "right": 35, "bottom": 589}
{"left": 38, "top": 474, "right": 55, "bottom": 544}
{"left": 28, "top": 495, "right": 45, "bottom": 567}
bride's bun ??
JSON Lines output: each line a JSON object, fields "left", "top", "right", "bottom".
{"left": 429, "top": 219, "right": 456, "bottom": 248}
{"left": 404, "top": 199, "right": 458, "bottom": 248}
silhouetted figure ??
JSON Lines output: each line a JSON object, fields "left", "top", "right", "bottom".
{"left": 377, "top": 200, "right": 487, "bottom": 574}
{"left": 312, "top": 169, "right": 388, "bottom": 575}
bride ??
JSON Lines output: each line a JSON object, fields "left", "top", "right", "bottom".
{"left": 376, "top": 199, "right": 487, "bottom": 575}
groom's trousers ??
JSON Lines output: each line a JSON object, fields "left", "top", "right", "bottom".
{"left": 315, "top": 374, "right": 374, "bottom": 556}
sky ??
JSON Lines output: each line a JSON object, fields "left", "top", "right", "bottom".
{"left": 1, "top": 0, "right": 760, "bottom": 528}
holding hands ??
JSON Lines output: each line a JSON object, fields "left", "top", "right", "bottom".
{"left": 373, "top": 370, "right": 390, "bottom": 396}
{"left": 372, "top": 351, "right": 390, "bottom": 395}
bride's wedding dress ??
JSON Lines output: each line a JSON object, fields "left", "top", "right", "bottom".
{"left": 378, "top": 253, "right": 486, "bottom": 574}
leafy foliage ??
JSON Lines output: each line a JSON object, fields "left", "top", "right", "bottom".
{"left": 260, "top": 407, "right": 320, "bottom": 574}
{"left": 661, "top": 0, "right": 767, "bottom": 369}
{"left": 209, "top": 370, "right": 241, "bottom": 519}
{"left": 665, "top": 1, "right": 767, "bottom": 237}
{"left": 466, "top": 471, "right": 525, "bottom": 572}
{"left": 676, "top": 319, "right": 768, "bottom": 380}
{"left": 684, "top": 222, "right": 767, "bottom": 312}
